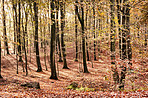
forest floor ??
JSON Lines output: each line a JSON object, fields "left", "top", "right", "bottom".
{"left": 0, "top": 44, "right": 148, "bottom": 97}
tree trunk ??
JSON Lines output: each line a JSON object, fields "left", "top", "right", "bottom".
{"left": 24, "top": 5, "right": 28, "bottom": 76}
{"left": 110, "top": 0, "right": 119, "bottom": 88}
{"left": 144, "top": 24, "right": 147, "bottom": 51}
{"left": 50, "top": 0, "right": 58, "bottom": 80}
{"left": 85, "top": 1, "right": 90, "bottom": 61}
{"left": 40, "top": 17, "right": 43, "bottom": 49}
{"left": 2, "top": 0, "right": 10, "bottom": 55}
{"left": 75, "top": 3, "right": 78, "bottom": 62}
{"left": 117, "top": 0, "right": 122, "bottom": 59}
{"left": 75, "top": 0, "right": 89, "bottom": 73}
{"left": 93, "top": 1, "right": 96, "bottom": 61}
{"left": 110, "top": 0, "right": 116, "bottom": 65}
{"left": 126, "top": 3, "right": 132, "bottom": 67}
{"left": 121, "top": 2, "right": 126, "bottom": 60}
{"left": 60, "top": 0, "right": 69, "bottom": 69}
{"left": 25, "top": 8, "right": 28, "bottom": 53}
{"left": 18, "top": 0, "right": 23, "bottom": 62}
{"left": 56, "top": 0, "right": 63, "bottom": 62}
{"left": 44, "top": 15, "right": 48, "bottom": 71}
{"left": 12, "top": 0, "right": 16, "bottom": 54}
{"left": 34, "top": 0, "right": 42, "bottom": 72}
{"left": 0, "top": 36, "right": 2, "bottom": 78}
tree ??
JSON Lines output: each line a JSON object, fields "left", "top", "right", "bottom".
{"left": 144, "top": 24, "right": 147, "bottom": 51}
{"left": 117, "top": 0, "right": 122, "bottom": 59}
{"left": 24, "top": 3, "right": 28, "bottom": 76}
{"left": 125, "top": 2, "right": 132, "bottom": 67}
{"left": 18, "top": 0, "right": 23, "bottom": 61}
{"left": 60, "top": 0, "right": 69, "bottom": 69}
{"left": 34, "top": 0, "right": 42, "bottom": 72}
{"left": 85, "top": 0, "right": 90, "bottom": 61}
{"left": 110, "top": 0, "right": 120, "bottom": 88}
{"left": 0, "top": 36, "right": 2, "bottom": 79}
{"left": 50, "top": 0, "right": 58, "bottom": 80}
{"left": 93, "top": 0, "right": 96, "bottom": 61}
{"left": 75, "top": 2, "right": 78, "bottom": 62}
{"left": 12, "top": 0, "right": 17, "bottom": 54}
{"left": 56, "top": 0, "right": 63, "bottom": 62}
{"left": 119, "top": 0, "right": 132, "bottom": 90}
{"left": 110, "top": 0, "right": 116, "bottom": 65}
{"left": 2, "top": 0, "right": 10, "bottom": 55}
{"left": 75, "top": 0, "right": 89, "bottom": 73}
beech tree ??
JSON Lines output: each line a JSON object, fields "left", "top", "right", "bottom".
{"left": 0, "top": 35, "right": 2, "bottom": 78}
{"left": 60, "top": 0, "right": 69, "bottom": 69}
{"left": 34, "top": 0, "right": 42, "bottom": 72}
{"left": 75, "top": 0, "right": 89, "bottom": 73}
{"left": 18, "top": 0, "right": 23, "bottom": 61}
{"left": 2, "top": 0, "right": 9, "bottom": 55}
{"left": 75, "top": 2, "right": 78, "bottom": 62}
{"left": 50, "top": 0, "right": 58, "bottom": 80}
{"left": 56, "top": 0, "right": 63, "bottom": 62}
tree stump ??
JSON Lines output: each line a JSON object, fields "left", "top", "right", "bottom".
{"left": 21, "top": 82, "right": 40, "bottom": 89}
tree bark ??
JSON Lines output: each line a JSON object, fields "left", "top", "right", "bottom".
{"left": 93, "top": 1, "right": 96, "bottom": 61}
{"left": 126, "top": 3, "right": 132, "bottom": 67}
{"left": 56, "top": 0, "right": 63, "bottom": 62}
{"left": 0, "top": 36, "right": 2, "bottom": 78}
{"left": 75, "top": 0, "right": 89, "bottom": 73}
{"left": 2, "top": 0, "right": 10, "bottom": 55}
{"left": 144, "top": 24, "right": 147, "bottom": 51}
{"left": 18, "top": 0, "right": 23, "bottom": 62}
{"left": 60, "top": 0, "right": 69, "bottom": 69}
{"left": 110, "top": 0, "right": 116, "bottom": 65}
{"left": 34, "top": 0, "right": 42, "bottom": 72}
{"left": 12, "top": 0, "right": 16, "bottom": 54}
{"left": 85, "top": 1, "right": 90, "bottom": 61}
{"left": 117, "top": 0, "right": 122, "bottom": 59}
{"left": 50, "top": 0, "right": 58, "bottom": 80}
{"left": 75, "top": 3, "right": 78, "bottom": 62}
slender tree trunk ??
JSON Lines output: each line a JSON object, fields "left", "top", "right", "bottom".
{"left": 0, "top": 36, "right": 2, "bottom": 78}
{"left": 117, "top": 0, "right": 122, "bottom": 59}
{"left": 97, "top": 5, "right": 101, "bottom": 57}
{"left": 85, "top": 1, "right": 90, "bottom": 61}
{"left": 110, "top": 0, "right": 119, "bottom": 89}
{"left": 12, "top": 0, "right": 16, "bottom": 54}
{"left": 144, "top": 24, "right": 147, "bottom": 51}
{"left": 50, "top": 0, "right": 58, "bottom": 80}
{"left": 126, "top": 3, "right": 132, "bottom": 67}
{"left": 18, "top": 0, "right": 23, "bottom": 61}
{"left": 34, "top": 0, "right": 42, "bottom": 72}
{"left": 21, "top": 6, "right": 25, "bottom": 72}
{"left": 56, "top": 0, "right": 63, "bottom": 62}
{"left": 60, "top": 0, "right": 69, "bottom": 69}
{"left": 44, "top": 15, "right": 48, "bottom": 71}
{"left": 22, "top": 13, "right": 28, "bottom": 76}
{"left": 25, "top": 9, "right": 28, "bottom": 53}
{"left": 75, "top": 3, "right": 78, "bottom": 62}
{"left": 110, "top": 0, "right": 116, "bottom": 65}
{"left": 40, "top": 18, "right": 43, "bottom": 49}
{"left": 93, "top": 1, "right": 96, "bottom": 61}
{"left": 24, "top": 6, "right": 28, "bottom": 76}
{"left": 76, "top": 0, "right": 89, "bottom": 73}
{"left": 121, "top": 1, "right": 126, "bottom": 60}
{"left": 2, "top": 0, "right": 10, "bottom": 55}
{"left": 119, "top": 0, "right": 129, "bottom": 90}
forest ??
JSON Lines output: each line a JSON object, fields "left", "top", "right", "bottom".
{"left": 0, "top": 0, "right": 147, "bottom": 97}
